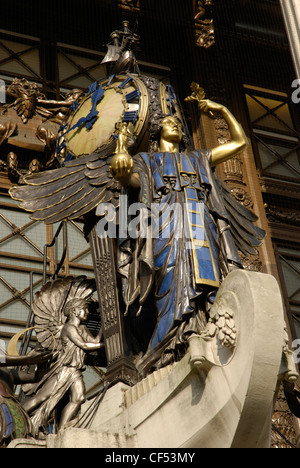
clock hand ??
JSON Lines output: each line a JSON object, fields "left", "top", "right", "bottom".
{"left": 59, "top": 115, "right": 89, "bottom": 139}
{"left": 85, "top": 85, "right": 104, "bottom": 130}
{"left": 59, "top": 85, "right": 105, "bottom": 137}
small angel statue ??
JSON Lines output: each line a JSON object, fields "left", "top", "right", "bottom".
{"left": 109, "top": 121, "right": 136, "bottom": 186}
{"left": 22, "top": 276, "right": 103, "bottom": 436}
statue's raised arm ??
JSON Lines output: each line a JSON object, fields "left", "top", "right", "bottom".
{"left": 185, "top": 82, "right": 248, "bottom": 166}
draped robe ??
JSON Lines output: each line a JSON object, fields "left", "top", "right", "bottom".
{"left": 118, "top": 149, "right": 243, "bottom": 360}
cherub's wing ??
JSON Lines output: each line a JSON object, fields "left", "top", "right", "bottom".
{"left": 215, "top": 175, "right": 266, "bottom": 256}
{"left": 33, "top": 277, "right": 70, "bottom": 350}
{"left": 9, "top": 142, "right": 120, "bottom": 224}
{"left": 32, "top": 276, "right": 96, "bottom": 350}
{"left": 66, "top": 275, "right": 96, "bottom": 303}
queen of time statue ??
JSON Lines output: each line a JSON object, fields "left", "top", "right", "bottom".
{"left": 9, "top": 23, "right": 265, "bottom": 378}
{"left": 108, "top": 85, "right": 260, "bottom": 370}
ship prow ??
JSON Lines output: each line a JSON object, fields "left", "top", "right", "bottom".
{"left": 9, "top": 270, "right": 297, "bottom": 449}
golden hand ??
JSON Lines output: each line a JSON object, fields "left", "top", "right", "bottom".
{"left": 197, "top": 99, "right": 225, "bottom": 114}
{"left": 185, "top": 83, "right": 219, "bottom": 117}
{"left": 110, "top": 153, "right": 134, "bottom": 182}
{"left": 110, "top": 121, "right": 135, "bottom": 186}
{"left": 185, "top": 81, "right": 248, "bottom": 167}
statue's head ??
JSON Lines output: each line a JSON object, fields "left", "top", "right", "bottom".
{"left": 160, "top": 115, "right": 183, "bottom": 145}
{"left": 29, "top": 159, "right": 41, "bottom": 173}
{"left": 149, "top": 113, "right": 188, "bottom": 152}
{"left": 64, "top": 298, "right": 89, "bottom": 321}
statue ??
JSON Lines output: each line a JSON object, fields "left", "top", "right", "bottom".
{"left": 0, "top": 78, "right": 84, "bottom": 176}
{"left": 9, "top": 21, "right": 265, "bottom": 378}
{"left": 9, "top": 80, "right": 265, "bottom": 375}
{"left": 107, "top": 83, "right": 266, "bottom": 371}
{"left": 0, "top": 350, "right": 51, "bottom": 447}
{"left": 20, "top": 276, "right": 103, "bottom": 436}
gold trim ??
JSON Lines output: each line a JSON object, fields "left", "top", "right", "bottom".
{"left": 184, "top": 187, "right": 220, "bottom": 288}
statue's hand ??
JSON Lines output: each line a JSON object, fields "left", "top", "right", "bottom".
{"left": 185, "top": 83, "right": 225, "bottom": 117}
{"left": 185, "top": 82, "right": 206, "bottom": 103}
{"left": 198, "top": 99, "right": 225, "bottom": 114}
{"left": 110, "top": 153, "right": 134, "bottom": 183}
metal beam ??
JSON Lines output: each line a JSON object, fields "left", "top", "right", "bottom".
{"left": 280, "top": 0, "right": 300, "bottom": 79}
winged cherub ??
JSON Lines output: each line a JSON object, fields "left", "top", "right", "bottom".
{"left": 22, "top": 276, "right": 103, "bottom": 436}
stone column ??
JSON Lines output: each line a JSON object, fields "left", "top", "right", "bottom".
{"left": 280, "top": 0, "right": 300, "bottom": 79}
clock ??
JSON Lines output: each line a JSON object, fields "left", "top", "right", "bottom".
{"left": 56, "top": 74, "right": 149, "bottom": 165}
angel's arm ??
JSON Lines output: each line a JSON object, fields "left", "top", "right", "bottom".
{"left": 186, "top": 83, "right": 248, "bottom": 167}
{"left": 81, "top": 326, "right": 102, "bottom": 345}
{"left": 200, "top": 101, "right": 248, "bottom": 167}
{"left": 63, "top": 324, "right": 103, "bottom": 351}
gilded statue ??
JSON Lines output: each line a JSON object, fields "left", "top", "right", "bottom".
{"left": 9, "top": 77, "right": 265, "bottom": 373}
{"left": 107, "top": 84, "right": 263, "bottom": 369}
{"left": 0, "top": 78, "right": 84, "bottom": 174}
{"left": 9, "top": 21, "right": 265, "bottom": 377}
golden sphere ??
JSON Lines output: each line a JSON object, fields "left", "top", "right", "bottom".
{"left": 110, "top": 153, "right": 133, "bottom": 177}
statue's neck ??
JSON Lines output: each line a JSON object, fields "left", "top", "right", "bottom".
{"left": 158, "top": 140, "right": 180, "bottom": 153}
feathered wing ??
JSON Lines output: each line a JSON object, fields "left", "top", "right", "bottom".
{"left": 9, "top": 142, "right": 120, "bottom": 224}
{"left": 32, "top": 276, "right": 96, "bottom": 351}
{"left": 215, "top": 175, "right": 266, "bottom": 256}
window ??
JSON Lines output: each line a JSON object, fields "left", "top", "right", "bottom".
{"left": 0, "top": 30, "right": 41, "bottom": 84}
{"left": 57, "top": 43, "right": 107, "bottom": 91}
{"left": 0, "top": 193, "right": 103, "bottom": 392}
{"left": 244, "top": 84, "right": 300, "bottom": 183}
{"left": 275, "top": 244, "right": 300, "bottom": 340}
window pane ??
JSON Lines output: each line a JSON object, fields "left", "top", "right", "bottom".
{"left": 257, "top": 142, "right": 300, "bottom": 179}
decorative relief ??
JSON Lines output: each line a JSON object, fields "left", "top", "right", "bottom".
{"left": 230, "top": 186, "right": 253, "bottom": 208}
{"left": 118, "top": 0, "right": 140, "bottom": 13}
{"left": 265, "top": 204, "right": 300, "bottom": 227}
{"left": 202, "top": 293, "right": 237, "bottom": 349}
{"left": 238, "top": 252, "right": 263, "bottom": 272}
{"left": 214, "top": 116, "right": 231, "bottom": 145}
{"left": 194, "top": 0, "right": 215, "bottom": 48}
{"left": 0, "top": 77, "right": 83, "bottom": 179}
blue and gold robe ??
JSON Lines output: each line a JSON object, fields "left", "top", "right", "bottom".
{"left": 118, "top": 149, "right": 243, "bottom": 354}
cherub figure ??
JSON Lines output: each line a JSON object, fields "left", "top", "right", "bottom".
{"left": 109, "top": 121, "right": 137, "bottom": 185}
{"left": 22, "top": 276, "right": 103, "bottom": 436}
{"left": 115, "top": 121, "right": 134, "bottom": 154}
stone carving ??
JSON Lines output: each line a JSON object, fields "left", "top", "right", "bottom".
{"left": 201, "top": 292, "right": 237, "bottom": 349}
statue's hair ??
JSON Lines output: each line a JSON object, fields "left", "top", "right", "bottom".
{"left": 64, "top": 298, "right": 88, "bottom": 318}
{"left": 148, "top": 113, "right": 189, "bottom": 153}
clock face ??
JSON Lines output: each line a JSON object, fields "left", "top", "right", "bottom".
{"left": 56, "top": 74, "right": 149, "bottom": 165}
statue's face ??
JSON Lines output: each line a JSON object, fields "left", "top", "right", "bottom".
{"left": 78, "top": 305, "right": 89, "bottom": 321}
{"left": 160, "top": 116, "right": 183, "bottom": 144}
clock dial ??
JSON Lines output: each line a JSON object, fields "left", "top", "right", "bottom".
{"left": 56, "top": 74, "right": 149, "bottom": 165}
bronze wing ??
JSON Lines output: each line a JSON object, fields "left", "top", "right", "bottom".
{"left": 215, "top": 175, "right": 266, "bottom": 256}
{"left": 32, "top": 275, "right": 96, "bottom": 351}
{"left": 9, "top": 143, "right": 120, "bottom": 224}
